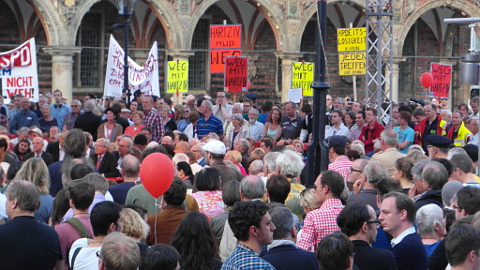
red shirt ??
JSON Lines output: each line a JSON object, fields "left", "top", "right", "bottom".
{"left": 360, "top": 121, "right": 385, "bottom": 153}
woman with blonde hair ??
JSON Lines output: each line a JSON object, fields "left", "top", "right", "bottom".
{"left": 14, "top": 158, "right": 53, "bottom": 224}
{"left": 121, "top": 207, "right": 150, "bottom": 254}
{"left": 224, "top": 150, "right": 247, "bottom": 176}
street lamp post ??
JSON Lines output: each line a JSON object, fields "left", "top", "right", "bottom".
{"left": 115, "top": 0, "right": 137, "bottom": 104}
{"left": 306, "top": 0, "right": 330, "bottom": 187}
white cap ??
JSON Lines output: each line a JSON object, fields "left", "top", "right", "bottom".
{"left": 202, "top": 139, "right": 226, "bottom": 155}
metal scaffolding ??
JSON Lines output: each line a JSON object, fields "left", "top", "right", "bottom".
{"left": 365, "top": 0, "right": 393, "bottom": 122}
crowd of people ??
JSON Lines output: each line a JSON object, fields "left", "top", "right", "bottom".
{"left": 1, "top": 89, "right": 480, "bottom": 270}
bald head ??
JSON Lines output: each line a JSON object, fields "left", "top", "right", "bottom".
{"left": 121, "top": 156, "right": 140, "bottom": 179}
{"left": 174, "top": 141, "right": 190, "bottom": 154}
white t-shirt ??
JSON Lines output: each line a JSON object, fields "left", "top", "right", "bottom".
{"left": 69, "top": 238, "right": 101, "bottom": 270}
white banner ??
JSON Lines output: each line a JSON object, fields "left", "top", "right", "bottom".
{"left": 0, "top": 38, "right": 39, "bottom": 103}
{"left": 104, "top": 35, "right": 160, "bottom": 98}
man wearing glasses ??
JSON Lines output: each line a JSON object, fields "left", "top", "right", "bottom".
{"left": 379, "top": 192, "right": 427, "bottom": 270}
{"left": 337, "top": 202, "right": 397, "bottom": 270}
{"left": 63, "top": 99, "right": 82, "bottom": 131}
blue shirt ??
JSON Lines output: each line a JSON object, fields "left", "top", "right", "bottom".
{"left": 197, "top": 115, "right": 224, "bottom": 139}
{"left": 393, "top": 126, "right": 415, "bottom": 154}
{"left": 10, "top": 109, "right": 38, "bottom": 134}
{"left": 50, "top": 103, "right": 71, "bottom": 130}
{"left": 222, "top": 244, "right": 276, "bottom": 270}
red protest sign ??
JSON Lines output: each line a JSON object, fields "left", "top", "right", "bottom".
{"left": 224, "top": 56, "right": 248, "bottom": 92}
{"left": 210, "top": 25, "right": 242, "bottom": 49}
{"left": 430, "top": 63, "right": 452, "bottom": 98}
{"left": 210, "top": 49, "right": 241, "bottom": 73}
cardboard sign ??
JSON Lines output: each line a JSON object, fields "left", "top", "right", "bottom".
{"left": 210, "top": 49, "right": 242, "bottom": 73}
{"left": 338, "top": 52, "right": 366, "bottom": 75}
{"left": 224, "top": 56, "right": 248, "bottom": 92}
{"left": 167, "top": 60, "right": 188, "bottom": 93}
{"left": 292, "top": 62, "right": 314, "bottom": 96}
{"left": 430, "top": 63, "right": 452, "bottom": 98}
{"left": 0, "top": 38, "right": 39, "bottom": 102}
{"left": 210, "top": 25, "right": 242, "bottom": 49}
{"left": 104, "top": 35, "right": 160, "bottom": 98}
{"left": 337, "top": 27, "right": 367, "bottom": 52}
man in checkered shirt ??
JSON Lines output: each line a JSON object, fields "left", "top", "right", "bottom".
{"left": 327, "top": 135, "right": 352, "bottom": 181}
{"left": 141, "top": 95, "right": 164, "bottom": 142}
{"left": 297, "top": 170, "right": 345, "bottom": 252}
{"left": 221, "top": 201, "right": 276, "bottom": 270}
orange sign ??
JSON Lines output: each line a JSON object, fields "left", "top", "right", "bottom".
{"left": 210, "top": 49, "right": 242, "bottom": 73}
{"left": 210, "top": 25, "right": 242, "bottom": 49}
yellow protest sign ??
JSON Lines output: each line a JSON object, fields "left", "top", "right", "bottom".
{"left": 337, "top": 28, "right": 367, "bottom": 52}
{"left": 339, "top": 52, "right": 366, "bottom": 75}
{"left": 167, "top": 60, "right": 188, "bottom": 93}
{"left": 292, "top": 62, "right": 314, "bottom": 96}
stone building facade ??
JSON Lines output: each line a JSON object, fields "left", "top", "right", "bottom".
{"left": 0, "top": 0, "right": 479, "bottom": 105}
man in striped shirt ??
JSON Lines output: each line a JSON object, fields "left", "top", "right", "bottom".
{"left": 197, "top": 99, "right": 224, "bottom": 141}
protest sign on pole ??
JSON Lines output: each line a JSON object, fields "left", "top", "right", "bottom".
{"left": 337, "top": 27, "right": 367, "bottom": 76}
{"left": 167, "top": 60, "right": 188, "bottom": 94}
{"left": 210, "top": 24, "right": 242, "bottom": 73}
{"left": 210, "top": 25, "right": 242, "bottom": 49}
{"left": 430, "top": 63, "right": 452, "bottom": 98}
{"left": 104, "top": 35, "right": 160, "bottom": 98}
{"left": 0, "top": 38, "right": 39, "bottom": 102}
{"left": 224, "top": 56, "right": 248, "bottom": 92}
{"left": 292, "top": 62, "right": 314, "bottom": 96}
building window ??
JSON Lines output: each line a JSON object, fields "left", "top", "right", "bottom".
{"left": 189, "top": 18, "right": 210, "bottom": 90}
{"left": 74, "top": 12, "right": 104, "bottom": 88}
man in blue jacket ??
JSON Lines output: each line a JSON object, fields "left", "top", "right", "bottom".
{"left": 379, "top": 192, "right": 427, "bottom": 270}
{"left": 262, "top": 205, "right": 318, "bottom": 270}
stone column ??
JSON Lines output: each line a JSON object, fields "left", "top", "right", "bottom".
{"left": 167, "top": 51, "right": 195, "bottom": 104}
{"left": 392, "top": 57, "right": 406, "bottom": 103}
{"left": 277, "top": 53, "right": 303, "bottom": 102}
{"left": 44, "top": 47, "right": 81, "bottom": 104}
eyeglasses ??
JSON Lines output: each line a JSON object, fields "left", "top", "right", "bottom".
{"left": 96, "top": 251, "right": 102, "bottom": 259}
{"left": 452, "top": 205, "right": 462, "bottom": 211}
{"left": 366, "top": 220, "right": 381, "bottom": 227}
{"left": 350, "top": 167, "right": 363, "bottom": 173}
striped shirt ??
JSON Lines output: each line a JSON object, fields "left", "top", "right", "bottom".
{"left": 197, "top": 115, "right": 223, "bottom": 139}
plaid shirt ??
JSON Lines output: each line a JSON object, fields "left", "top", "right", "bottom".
{"left": 63, "top": 112, "right": 81, "bottom": 131}
{"left": 328, "top": 155, "right": 352, "bottom": 181}
{"left": 297, "top": 198, "right": 344, "bottom": 252}
{"left": 222, "top": 244, "right": 276, "bottom": 270}
{"left": 142, "top": 108, "right": 164, "bottom": 142}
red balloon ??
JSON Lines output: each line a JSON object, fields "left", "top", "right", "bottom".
{"left": 140, "top": 153, "right": 174, "bottom": 198}
{"left": 420, "top": 72, "right": 433, "bottom": 88}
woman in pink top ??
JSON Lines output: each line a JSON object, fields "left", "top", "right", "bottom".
{"left": 191, "top": 167, "right": 225, "bottom": 220}
{"left": 224, "top": 150, "right": 247, "bottom": 176}
{"left": 124, "top": 111, "right": 145, "bottom": 138}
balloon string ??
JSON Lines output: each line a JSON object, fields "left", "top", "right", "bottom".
{"left": 154, "top": 197, "right": 158, "bottom": 244}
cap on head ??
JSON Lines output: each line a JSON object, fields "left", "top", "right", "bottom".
{"left": 425, "top": 134, "right": 452, "bottom": 148}
{"left": 202, "top": 140, "right": 226, "bottom": 155}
